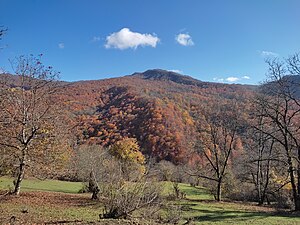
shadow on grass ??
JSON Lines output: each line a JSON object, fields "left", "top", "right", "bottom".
{"left": 181, "top": 202, "right": 300, "bottom": 223}
{"left": 192, "top": 210, "right": 271, "bottom": 223}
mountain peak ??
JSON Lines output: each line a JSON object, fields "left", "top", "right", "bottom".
{"left": 131, "top": 69, "right": 202, "bottom": 86}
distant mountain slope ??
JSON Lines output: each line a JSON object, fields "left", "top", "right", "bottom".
{"left": 0, "top": 70, "right": 261, "bottom": 163}
{"left": 131, "top": 69, "right": 203, "bottom": 86}
{"left": 261, "top": 75, "right": 300, "bottom": 98}
{"left": 58, "top": 70, "right": 257, "bottom": 163}
{"left": 282, "top": 75, "right": 300, "bottom": 98}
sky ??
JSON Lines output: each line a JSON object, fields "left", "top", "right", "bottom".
{"left": 0, "top": 0, "right": 299, "bottom": 84}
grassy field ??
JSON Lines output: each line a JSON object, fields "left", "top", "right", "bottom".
{"left": 0, "top": 177, "right": 300, "bottom": 224}
{"left": 0, "top": 176, "right": 83, "bottom": 193}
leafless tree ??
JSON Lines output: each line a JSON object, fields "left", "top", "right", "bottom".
{"left": 0, "top": 54, "right": 62, "bottom": 195}
{"left": 245, "top": 102, "right": 281, "bottom": 205}
{"left": 255, "top": 53, "right": 300, "bottom": 210}
{"left": 192, "top": 101, "right": 244, "bottom": 201}
{"left": 74, "top": 145, "right": 110, "bottom": 199}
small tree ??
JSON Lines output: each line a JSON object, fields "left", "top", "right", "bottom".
{"left": 0, "top": 55, "right": 62, "bottom": 195}
{"left": 109, "top": 138, "right": 145, "bottom": 180}
{"left": 74, "top": 145, "right": 108, "bottom": 199}
{"left": 194, "top": 101, "right": 244, "bottom": 201}
{"left": 244, "top": 110, "right": 278, "bottom": 205}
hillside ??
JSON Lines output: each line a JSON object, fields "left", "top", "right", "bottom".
{"left": 1, "top": 69, "right": 257, "bottom": 163}
{"left": 53, "top": 69, "right": 255, "bottom": 163}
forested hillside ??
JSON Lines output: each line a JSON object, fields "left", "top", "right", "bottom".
{"left": 56, "top": 69, "right": 255, "bottom": 163}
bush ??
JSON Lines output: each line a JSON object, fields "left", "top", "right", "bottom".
{"left": 99, "top": 181, "right": 162, "bottom": 219}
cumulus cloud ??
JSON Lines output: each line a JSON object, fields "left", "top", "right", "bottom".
{"left": 175, "top": 33, "right": 194, "bottom": 46}
{"left": 58, "top": 43, "right": 65, "bottom": 49}
{"left": 260, "top": 50, "right": 279, "bottom": 57}
{"left": 105, "top": 28, "right": 160, "bottom": 50}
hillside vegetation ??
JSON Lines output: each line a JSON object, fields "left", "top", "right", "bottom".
{"left": 58, "top": 69, "right": 254, "bottom": 163}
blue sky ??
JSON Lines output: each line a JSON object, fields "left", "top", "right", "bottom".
{"left": 0, "top": 0, "right": 299, "bottom": 84}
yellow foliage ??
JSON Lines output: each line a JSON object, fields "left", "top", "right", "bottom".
{"left": 110, "top": 138, "right": 145, "bottom": 165}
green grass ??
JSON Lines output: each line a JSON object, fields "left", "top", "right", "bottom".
{"left": 180, "top": 200, "right": 300, "bottom": 225}
{"left": 0, "top": 176, "right": 83, "bottom": 193}
{"left": 1, "top": 177, "right": 300, "bottom": 224}
{"left": 178, "top": 183, "right": 213, "bottom": 200}
{"left": 164, "top": 182, "right": 300, "bottom": 225}
{"left": 0, "top": 201, "right": 100, "bottom": 223}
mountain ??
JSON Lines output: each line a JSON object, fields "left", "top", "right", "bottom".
{"left": 0, "top": 70, "right": 257, "bottom": 163}
{"left": 130, "top": 69, "right": 203, "bottom": 86}
{"left": 56, "top": 70, "right": 257, "bottom": 163}
{"left": 260, "top": 75, "right": 300, "bottom": 98}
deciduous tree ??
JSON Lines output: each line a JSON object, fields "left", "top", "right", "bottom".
{"left": 255, "top": 53, "right": 300, "bottom": 210}
{"left": 0, "top": 55, "right": 64, "bottom": 195}
{"left": 193, "top": 101, "right": 244, "bottom": 201}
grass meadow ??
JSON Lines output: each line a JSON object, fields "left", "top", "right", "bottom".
{"left": 0, "top": 177, "right": 299, "bottom": 224}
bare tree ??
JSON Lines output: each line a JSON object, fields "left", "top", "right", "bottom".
{"left": 193, "top": 101, "right": 243, "bottom": 201}
{"left": 245, "top": 103, "right": 279, "bottom": 205}
{"left": 0, "top": 54, "right": 62, "bottom": 195}
{"left": 74, "top": 145, "right": 109, "bottom": 199}
{"left": 255, "top": 53, "right": 300, "bottom": 210}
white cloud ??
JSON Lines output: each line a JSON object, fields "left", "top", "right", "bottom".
{"left": 175, "top": 33, "right": 194, "bottom": 46}
{"left": 226, "top": 77, "right": 240, "bottom": 82}
{"left": 58, "top": 43, "right": 65, "bottom": 49}
{"left": 169, "top": 69, "right": 182, "bottom": 74}
{"left": 105, "top": 28, "right": 160, "bottom": 50}
{"left": 242, "top": 75, "right": 250, "bottom": 79}
{"left": 260, "top": 50, "right": 279, "bottom": 57}
{"left": 214, "top": 75, "right": 251, "bottom": 83}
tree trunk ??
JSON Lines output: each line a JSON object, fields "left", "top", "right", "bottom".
{"left": 287, "top": 156, "right": 299, "bottom": 211}
{"left": 13, "top": 150, "right": 27, "bottom": 195}
{"left": 297, "top": 148, "right": 300, "bottom": 211}
{"left": 89, "top": 170, "right": 100, "bottom": 200}
{"left": 216, "top": 179, "right": 222, "bottom": 201}
{"left": 13, "top": 162, "right": 26, "bottom": 195}
{"left": 295, "top": 196, "right": 300, "bottom": 211}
